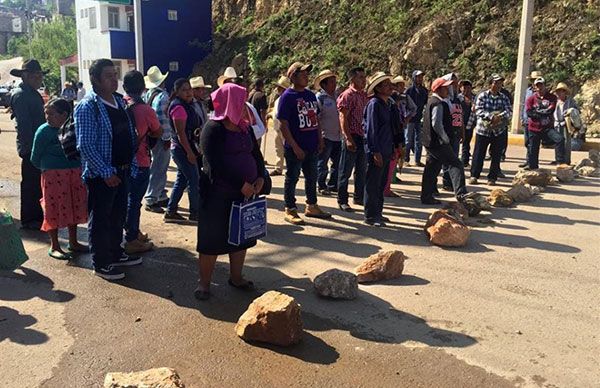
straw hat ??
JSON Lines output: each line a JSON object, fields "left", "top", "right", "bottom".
{"left": 190, "top": 76, "right": 211, "bottom": 89}
{"left": 217, "top": 67, "right": 239, "bottom": 87}
{"left": 367, "top": 72, "right": 392, "bottom": 95}
{"left": 274, "top": 75, "right": 291, "bottom": 89}
{"left": 313, "top": 69, "right": 336, "bottom": 90}
{"left": 554, "top": 82, "right": 571, "bottom": 94}
{"left": 529, "top": 70, "right": 543, "bottom": 79}
{"left": 144, "top": 66, "right": 169, "bottom": 89}
{"left": 391, "top": 76, "right": 406, "bottom": 84}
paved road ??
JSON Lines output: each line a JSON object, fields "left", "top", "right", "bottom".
{"left": 1, "top": 112, "right": 599, "bottom": 387}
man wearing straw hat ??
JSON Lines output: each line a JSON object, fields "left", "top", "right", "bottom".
{"left": 363, "top": 72, "right": 396, "bottom": 227}
{"left": 553, "top": 82, "right": 579, "bottom": 165}
{"left": 143, "top": 65, "right": 172, "bottom": 213}
{"left": 519, "top": 70, "right": 543, "bottom": 168}
{"left": 314, "top": 69, "right": 342, "bottom": 196}
{"left": 266, "top": 75, "right": 291, "bottom": 176}
{"left": 9, "top": 59, "right": 47, "bottom": 229}
{"left": 217, "top": 66, "right": 240, "bottom": 87}
{"left": 190, "top": 75, "right": 212, "bottom": 126}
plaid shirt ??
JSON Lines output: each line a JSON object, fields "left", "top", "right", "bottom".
{"left": 337, "top": 86, "right": 368, "bottom": 136}
{"left": 74, "top": 90, "right": 138, "bottom": 179}
{"left": 144, "top": 87, "right": 172, "bottom": 141}
{"left": 474, "top": 90, "right": 512, "bottom": 137}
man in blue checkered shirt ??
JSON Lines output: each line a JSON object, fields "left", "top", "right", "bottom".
{"left": 469, "top": 74, "right": 512, "bottom": 186}
{"left": 74, "top": 59, "right": 141, "bottom": 281}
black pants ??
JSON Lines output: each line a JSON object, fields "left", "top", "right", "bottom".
{"left": 471, "top": 133, "right": 503, "bottom": 181}
{"left": 461, "top": 128, "right": 473, "bottom": 164}
{"left": 528, "top": 129, "right": 565, "bottom": 169}
{"left": 20, "top": 155, "right": 43, "bottom": 225}
{"left": 86, "top": 169, "right": 129, "bottom": 269}
{"left": 364, "top": 153, "right": 391, "bottom": 222}
{"left": 442, "top": 136, "right": 461, "bottom": 188}
{"left": 421, "top": 145, "right": 467, "bottom": 202}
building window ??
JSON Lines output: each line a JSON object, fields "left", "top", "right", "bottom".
{"left": 167, "top": 10, "right": 178, "bottom": 21}
{"left": 84, "top": 8, "right": 88, "bottom": 17}
{"left": 89, "top": 7, "right": 96, "bottom": 29}
{"left": 80, "top": 9, "right": 84, "bottom": 18}
{"left": 169, "top": 62, "right": 179, "bottom": 72}
{"left": 108, "top": 7, "right": 120, "bottom": 29}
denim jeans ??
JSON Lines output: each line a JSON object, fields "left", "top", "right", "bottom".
{"left": 528, "top": 128, "right": 565, "bottom": 169}
{"left": 442, "top": 136, "right": 461, "bottom": 188}
{"left": 125, "top": 167, "right": 150, "bottom": 242}
{"left": 461, "top": 128, "right": 473, "bottom": 165}
{"left": 337, "top": 135, "right": 366, "bottom": 205}
{"left": 145, "top": 139, "right": 171, "bottom": 206}
{"left": 421, "top": 145, "right": 467, "bottom": 202}
{"left": 470, "top": 133, "right": 503, "bottom": 181}
{"left": 364, "top": 153, "right": 391, "bottom": 222}
{"left": 86, "top": 168, "right": 129, "bottom": 269}
{"left": 404, "top": 122, "right": 423, "bottom": 163}
{"left": 317, "top": 139, "right": 341, "bottom": 190}
{"left": 284, "top": 148, "right": 318, "bottom": 209}
{"left": 556, "top": 124, "right": 572, "bottom": 164}
{"left": 167, "top": 146, "right": 200, "bottom": 215}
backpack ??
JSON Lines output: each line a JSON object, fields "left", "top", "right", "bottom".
{"left": 58, "top": 101, "right": 100, "bottom": 161}
{"left": 145, "top": 89, "right": 163, "bottom": 150}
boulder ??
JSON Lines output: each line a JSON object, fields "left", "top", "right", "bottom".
{"left": 426, "top": 214, "right": 470, "bottom": 247}
{"left": 462, "top": 192, "right": 492, "bottom": 216}
{"left": 354, "top": 250, "right": 406, "bottom": 283}
{"left": 442, "top": 201, "right": 469, "bottom": 221}
{"left": 512, "top": 169, "right": 553, "bottom": 187}
{"left": 507, "top": 184, "right": 535, "bottom": 202}
{"left": 556, "top": 165, "right": 578, "bottom": 182}
{"left": 313, "top": 269, "right": 358, "bottom": 299}
{"left": 487, "top": 189, "right": 513, "bottom": 207}
{"left": 235, "top": 291, "right": 303, "bottom": 346}
{"left": 577, "top": 166, "right": 600, "bottom": 177}
{"left": 524, "top": 184, "right": 543, "bottom": 195}
{"left": 574, "top": 158, "right": 598, "bottom": 170}
{"left": 104, "top": 368, "right": 185, "bottom": 388}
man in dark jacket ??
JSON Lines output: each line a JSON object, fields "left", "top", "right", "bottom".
{"left": 9, "top": 59, "right": 46, "bottom": 229}
{"left": 405, "top": 70, "right": 428, "bottom": 167}
{"left": 420, "top": 78, "right": 468, "bottom": 205}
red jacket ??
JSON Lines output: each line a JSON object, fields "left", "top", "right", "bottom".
{"left": 525, "top": 91, "right": 557, "bottom": 132}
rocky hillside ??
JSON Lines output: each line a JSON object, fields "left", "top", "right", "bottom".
{"left": 197, "top": 0, "right": 600, "bottom": 131}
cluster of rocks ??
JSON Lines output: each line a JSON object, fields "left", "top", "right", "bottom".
{"left": 425, "top": 205, "right": 470, "bottom": 247}
{"left": 104, "top": 368, "right": 185, "bottom": 388}
{"left": 574, "top": 149, "right": 600, "bottom": 177}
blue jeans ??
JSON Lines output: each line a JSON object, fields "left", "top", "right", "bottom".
{"left": 145, "top": 139, "right": 171, "bottom": 206}
{"left": 125, "top": 167, "right": 150, "bottom": 242}
{"left": 317, "top": 139, "right": 341, "bottom": 190}
{"left": 86, "top": 168, "right": 129, "bottom": 269}
{"left": 284, "top": 148, "right": 318, "bottom": 209}
{"left": 337, "top": 135, "right": 366, "bottom": 205}
{"left": 404, "top": 122, "right": 422, "bottom": 163}
{"left": 470, "top": 133, "right": 503, "bottom": 181}
{"left": 364, "top": 153, "right": 391, "bottom": 222}
{"left": 167, "top": 146, "right": 200, "bottom": 215}
{"left": 442, "top": 136, "right": 461, "bottom": 188}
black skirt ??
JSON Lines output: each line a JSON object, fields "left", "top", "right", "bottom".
{"left": 196, "top": 189, "right": 257, "bottom": 255}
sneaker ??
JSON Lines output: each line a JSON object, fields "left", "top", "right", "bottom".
{"left": 112, "top": 253, "right": 143, "bottom": 267}
{"left": 364, "top": 219, "right": 386, "bottom": 227}
{"left": 305, "top": 204, "right": 332, "bottom": 219}
{"left": 284, "top": 208, "right": 305, "bottom": 225}
{"left": 487, "top": 180, "right": 496, "bottom": 186}
{"left": 269, "top": 169, "right": 283, "bottom": 176}
{"left": 189, "top": 213, "right": 199, "bottom": 222}
{"left": 156, "top": 198, "right": 169, "bottom": 207}
{"left": 93, "top": 265, "right": 125, "bottom": 280}
{"left": 469, "top": 177, "right": 479, "bottom": 185}
{"left": 124, "top": 239, "right": 154, "bottom": 254}
{"left": 145, "top": 203, "right": 165, "bottom": 213}
{"left": 339, "top": 203, "right": 354, "bottom": 212}
{"left": 164, "top": 211, "right": 186, "bottom": 223}
{"left": 318, "top": 188, "right": 332, "bottom": 196}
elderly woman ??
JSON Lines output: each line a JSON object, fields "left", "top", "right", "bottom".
{"left": 195, "top": 83, "right": 266, "bottom": 300}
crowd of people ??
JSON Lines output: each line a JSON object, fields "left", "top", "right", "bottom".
{"left": 7, "top": 57, "right": 586, "bottom": 299}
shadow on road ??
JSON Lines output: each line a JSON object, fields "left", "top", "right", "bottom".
{"left": 0, "top": 306, "right": 48, "bottom": 345}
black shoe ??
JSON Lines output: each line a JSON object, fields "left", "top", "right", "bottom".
{"left": 269, "top": 169, "right": 283, "bottom": 176}
{"left": 112, "top": 253, "right": 143, "bottom": 267}
{"left": 421, "top": 198, "right": 442, "bottom": 205}
{"left": 548, "top": 161, "right": 558, "bottom": 165}
{"left": 353, "top": 199, "right": 364, "bottom": 206}
{"left": 518, "top": 162, "right": 529, "bottom": 168}
{"left": 93, "top": 265, "right": 125, "bottom": 280}
{"left": 380, "top": 216, "right": 391, "bottom": 222}
{"left": 339, "top": 203, "right": 354, "bottom": 212}
{"left": 145, "top": 203, "right": 165, "bottom": 213}
{"left": 364, "top": 219, "right": 386, "bottom": 227}
{"left": 523, "top": 166, "right": 532, "bottom": 171}
{"left": 164, "top": 211, "right": 186, "bottom": 223}
{"left": 156, "top": 198, "right": 169, "bottom": 207}
{"left": 318, "top": 188, "right": 332, "bottom": 196}
{"left": 497, "top": 171, "right": 506, "bottom": 179}
{"left": 415, "top": 162, "right": 425, "bottom": 167}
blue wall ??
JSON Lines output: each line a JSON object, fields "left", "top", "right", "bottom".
{"left": 141, "top": 0, "right": 212, "bottom": 90}
{"left": 110, "top": 30, "right": 135, "bottom": 59}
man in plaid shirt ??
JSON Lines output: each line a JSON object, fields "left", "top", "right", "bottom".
{"left": 469, "top": 74, "right": 512, "bottom": 185}
{"left": 75, "top": 59, "right": 141, "bottom": 280}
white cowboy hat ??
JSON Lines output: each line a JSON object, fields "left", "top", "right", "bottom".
{"left": 274, "top": 75, "right": 291, "bottom": 89}
{"left": 190, "top": 76, "right": 211, "bottom": 89}
{"left": 367, "top": 71, "right": 393, "bottom": 95}
{"left": 391, "top": 75, "right": 406, "bottom": 84}
{"left": 144, "top": 66, "right": 169, "bottom": 89}
{"left": 313, "top": 69, "right": 336, "bottom": 90}
{"left": 217, "top": 67, "right": 239, "bottom": 87}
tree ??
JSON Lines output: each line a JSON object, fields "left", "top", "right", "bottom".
{"left": 8, "top": 15, "right": 77, "bottom": 95}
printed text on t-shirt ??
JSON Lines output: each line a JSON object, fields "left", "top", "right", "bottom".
{"left": 296, "top": 98, "right": 319, "bottom": 131}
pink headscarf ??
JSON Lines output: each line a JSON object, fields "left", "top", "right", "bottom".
{"left": 211, "top": 83, "right": 250, "bottom": 132}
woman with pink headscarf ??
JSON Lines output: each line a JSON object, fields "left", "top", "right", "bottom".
{"left": 195, "top": 83, "right": 266, "bottom": 300}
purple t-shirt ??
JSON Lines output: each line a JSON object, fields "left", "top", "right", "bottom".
{"left": 276, "top": 88, "right": 319, "bottom": 152}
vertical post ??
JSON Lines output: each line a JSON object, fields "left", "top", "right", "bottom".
{"left": 60, "top": 64, "right": 67, "bottom": 87}
{"left": 133, "top": 0, "right": 144, "bottom": 72}
{"left": 511, "top": 0, "right": 535, "bottom": 134}
{"left": 25, "top": 0, "right": 32, "bottom": 58}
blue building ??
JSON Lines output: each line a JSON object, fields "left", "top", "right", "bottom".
{"left": 76, "top": 0, "right": 212, "bottom": 91}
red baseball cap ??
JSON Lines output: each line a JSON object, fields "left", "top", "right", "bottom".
{"left": 431, "top": 77, "right": 453, "bottom": 92}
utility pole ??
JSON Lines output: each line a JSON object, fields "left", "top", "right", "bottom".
{"left": 25, "top": 0, "right": 32, "bottom": 58}
{"left": 133, "top": 0, "right": 144, "bottom": 72}
{"left": 511, "top": 0, "right": 534, "bottom": 134}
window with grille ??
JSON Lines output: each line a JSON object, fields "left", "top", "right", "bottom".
{"left": 108, "top": 7, "right": 120, "bottom": 29}
{"left": 89, "top": 7, "right": 96, "bottom": 29}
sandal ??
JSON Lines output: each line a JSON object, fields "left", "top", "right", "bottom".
{"left": 228, "top": 279, "right": 255, "bottom": 291}
{"left": 193, "top": 287, "right": 211, "bottom": 301}
{"left": 67, "top": 244, "right": 88, "bottom": 253}
{"left": 48, "top": 249, "right": 72, "bottom": 260}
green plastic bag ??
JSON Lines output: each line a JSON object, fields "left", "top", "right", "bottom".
{"left": 0, "top": 209, "right": 29, "bottom": 270}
